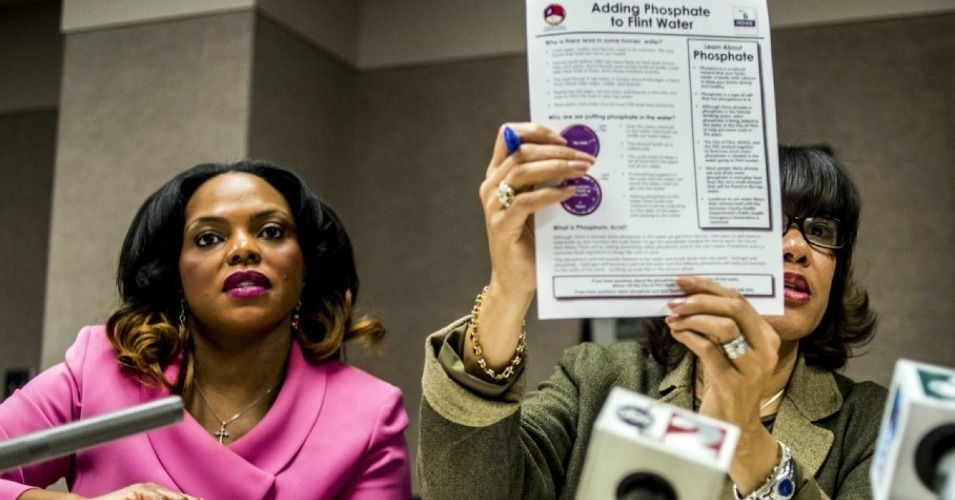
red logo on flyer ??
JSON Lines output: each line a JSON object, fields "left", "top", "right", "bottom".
{"left": 544, "top": 4, "right": 566, "bottom": 26}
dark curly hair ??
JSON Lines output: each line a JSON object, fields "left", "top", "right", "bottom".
{"left": 105, "top": 159, "right": 385, "bottom": 391}
{"left": 644, "top": 146, "right": 876, "bottom": 371}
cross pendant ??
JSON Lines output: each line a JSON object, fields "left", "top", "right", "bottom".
{"left": 215, "top": 424, "right": 229, "bottom": 444}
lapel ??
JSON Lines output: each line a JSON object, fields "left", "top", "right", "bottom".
{"left": 655, "top": 352, "right": 840, "bottom": 477}
{"left": 657, "top": 353, "right": 695, "bottom": 409}
{"left": 144, "top": 342, "right": 328, "bottom": 500}
{"left": 772, "top": 356, "right": 839, "bottom": 476}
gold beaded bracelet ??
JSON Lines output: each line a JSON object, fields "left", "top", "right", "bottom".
{"left": 469, "top": 286, "right": 526, "bottom": 382}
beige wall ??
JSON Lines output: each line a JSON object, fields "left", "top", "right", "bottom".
{"left": 772, "top": 15, "right": 955, "bottom": 383}
{"left": 0, "top": 2, "right": 62, "bottom": 113}
{"left": 42, "top": 11, "right": 256, "bottom": 366}
{"left": 0, "top": 110, "right": 57, "bottom": 391}
{"left": 0, "top": 2, "right": 61, "bottom": 395}
{"left": 61, "top": 0, "right": 360, "bottom": 65}
{"left": 355, "top": 0, "right": 955, "bottom": 68}
{"left": 1, "top": 1, "right": 953, "bottom": 495}
{"left": 247, "top": 15, "right": 359, "bottom": 216}
{"left": 60, "top": 0, "right": 955, "bottom": 69}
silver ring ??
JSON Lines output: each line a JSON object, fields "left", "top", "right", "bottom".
{"left": 496, "top": 181, "right": 516, "bottom": 209}
{"left": 721, "top": 334, "right": 749, "bottom": 359}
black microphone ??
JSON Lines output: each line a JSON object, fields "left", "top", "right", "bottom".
{"left": 872, "top": 359, "right": 955, "bottom": 500}
{"left": 0, "top": 396, "right": 184, "bottom": 472}
{"left": 616, "top": 471, "right": 678, "bottom": 500}
{"left": 575, "top": 387, "right": 740, "bottom": 500}
{"left": 915, "top": 424, "right": 955, "bottom": 497}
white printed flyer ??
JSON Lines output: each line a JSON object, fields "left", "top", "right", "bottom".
{"left": 527, "top": 0, "right": 783, "bottom": 319}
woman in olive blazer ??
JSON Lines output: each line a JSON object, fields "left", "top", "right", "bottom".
{"left": 417, "top": 127, "right": 885, "bottom": 500}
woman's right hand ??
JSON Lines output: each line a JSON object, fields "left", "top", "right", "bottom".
{"left": 464, "top": 123, "right": 595, "bottom": 376}
{"left": 481, "top": 122, "right": 595, "bottom": 297}
{"left": 90, "top": 483, "right": 201, "bottom": 500}
{"left": 19, "top": 483, "right": 201, "bottom": 500}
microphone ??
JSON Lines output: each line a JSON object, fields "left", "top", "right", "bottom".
{"left": 871, "top": 359, "right": 955, "bottom": 500}
{"left": 0, "top": 396, "right": 184, "bottom": 472}
{"left": 575, "top": 387, "right": 740, "bottom": 500}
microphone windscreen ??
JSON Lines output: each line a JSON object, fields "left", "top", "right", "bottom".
{"left": 575, "top": 387, "right": 739, "bottom": 500}
{"left": 871, "top": 359, "right": 955, "bottom": 500}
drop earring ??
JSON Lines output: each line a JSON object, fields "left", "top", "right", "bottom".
{"left": 179, "top": 299, "right": 188, "bottom": 326}
{"left": 291, "top": 301, "right": 302, "bottom": 331}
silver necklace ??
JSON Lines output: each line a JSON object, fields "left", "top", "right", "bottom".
{"left": 194, "top": 380, "right": 279, "bottom": 444}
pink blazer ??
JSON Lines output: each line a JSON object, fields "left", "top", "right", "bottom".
{"left": 0, "top": 326, "right": 411, "bottom": 499}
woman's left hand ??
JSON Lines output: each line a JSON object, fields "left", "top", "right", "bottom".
{"left": 665, "top": 276, "right": 783, "bottom": 494}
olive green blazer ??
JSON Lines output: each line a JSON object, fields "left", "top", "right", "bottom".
{"left": 417, "top": 316, "right": 887, "bottom": 500}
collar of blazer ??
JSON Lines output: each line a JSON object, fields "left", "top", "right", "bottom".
{"left": 657, "top": 351, "right": 839, "bottom": 477}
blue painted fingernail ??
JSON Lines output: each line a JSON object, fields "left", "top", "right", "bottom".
{"left": 504, "top": 126, "right": 522, "bottom": 155}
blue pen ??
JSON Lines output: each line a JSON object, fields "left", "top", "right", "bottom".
{"left": 503, "top": 126, "right": 522, "bottom": 155}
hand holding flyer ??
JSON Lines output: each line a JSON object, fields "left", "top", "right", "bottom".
{"left": 526, "top": 0, "right": 783, "bottom": 319}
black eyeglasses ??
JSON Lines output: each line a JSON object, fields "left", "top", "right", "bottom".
{"left": 783, "top": 213, "right": 844, "bottom": 249}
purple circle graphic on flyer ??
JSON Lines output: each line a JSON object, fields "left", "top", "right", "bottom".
{"left": 561, "top": 124, "right": 600, "bottom": 157}
{"left": 561, "top": 175, "right": 602, "bottom": 216}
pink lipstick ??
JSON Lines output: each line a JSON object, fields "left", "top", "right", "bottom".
{"left": 223, "top": 270, "right": 271, "bottom": 299}
{"left": 783, "top": 272, "right": 810, "bottom": 302}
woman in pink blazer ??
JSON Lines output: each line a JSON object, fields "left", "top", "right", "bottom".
{"left": 0, "top": 160, "right": 411, "bottom": 499}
